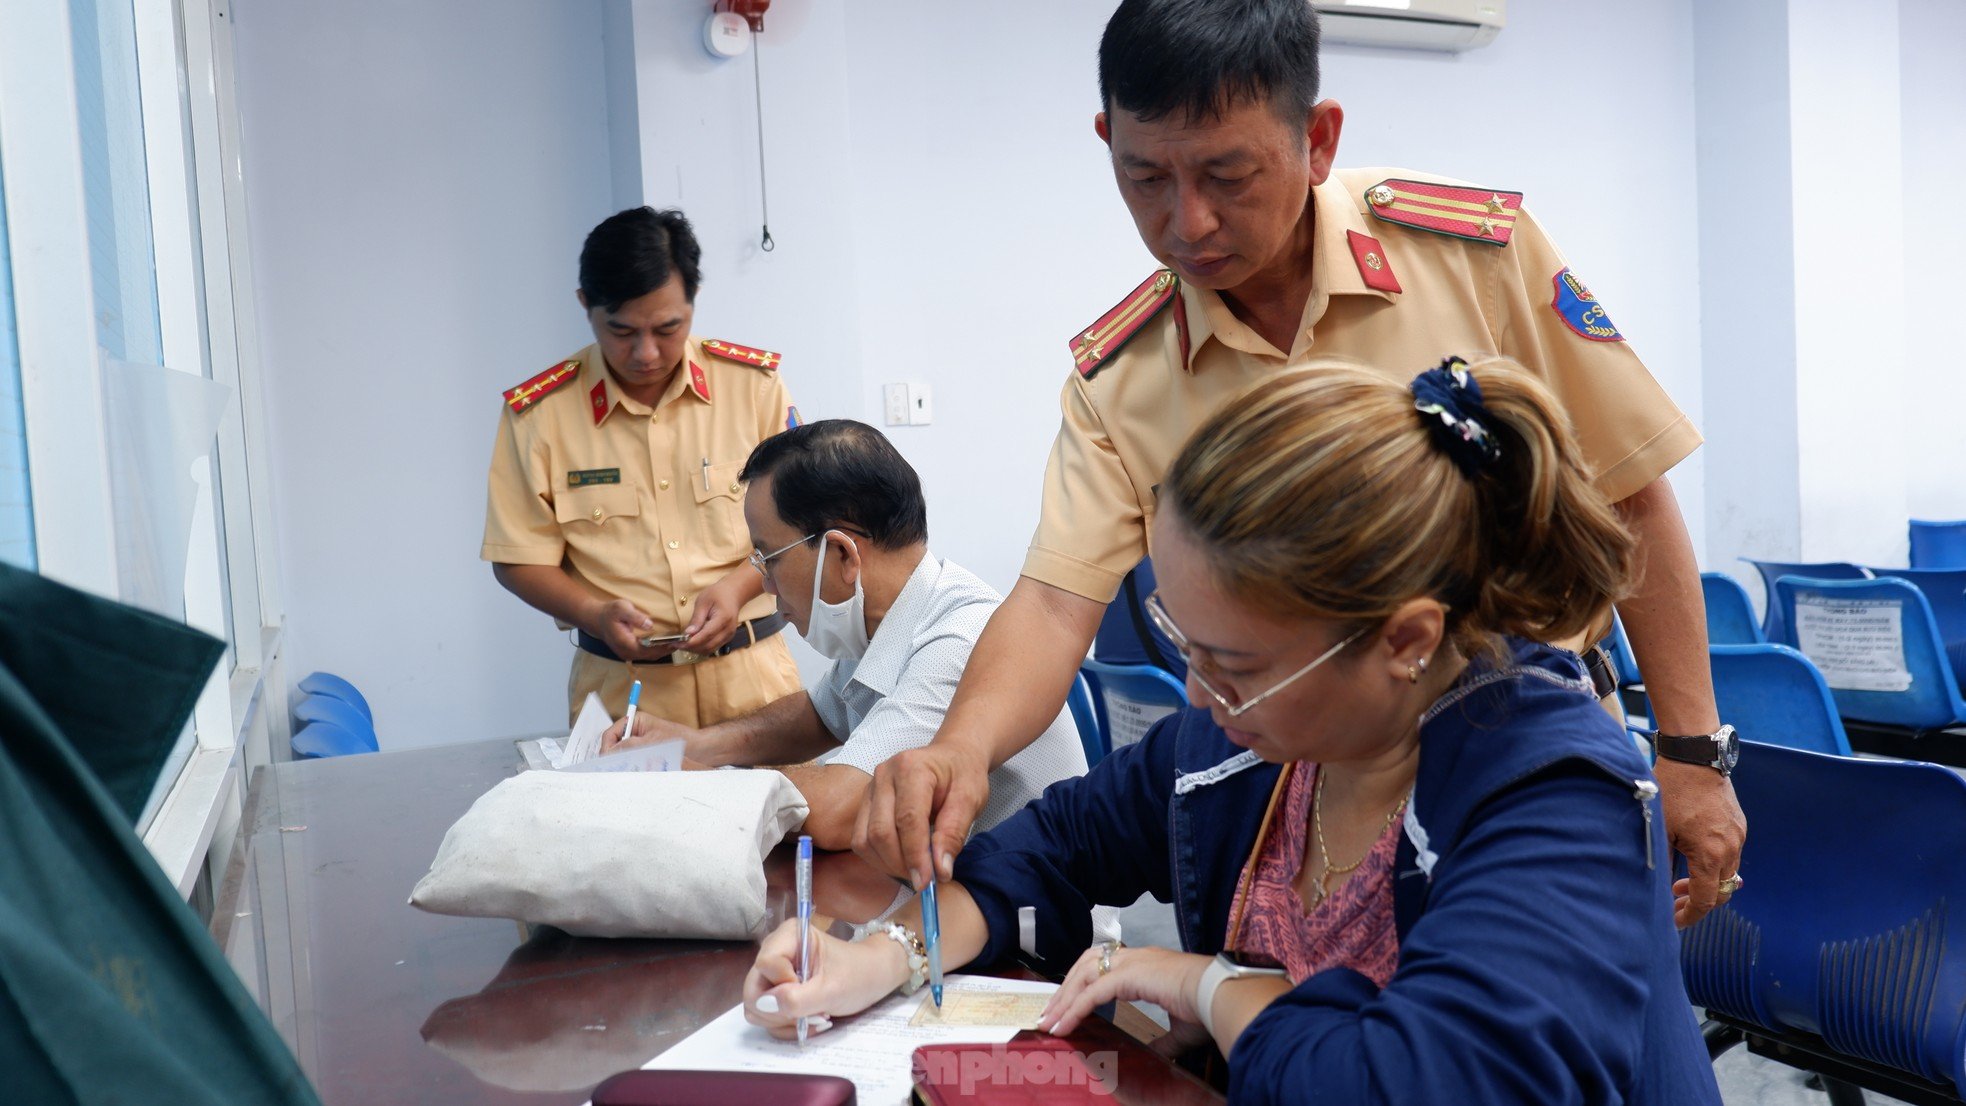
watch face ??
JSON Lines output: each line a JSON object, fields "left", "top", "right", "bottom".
{"left": 1717, "top": 726, "right": 1740, "bottom": 771}
{"left": 1223, "top": 947, "right": 1286, "bottom": 972}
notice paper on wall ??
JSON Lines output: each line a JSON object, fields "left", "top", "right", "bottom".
{"left": 1103, "top": 692, "right": 1178, "bottom": 750}
{"left": 1793, "top": 596, "right": 1913, "bottom": 692}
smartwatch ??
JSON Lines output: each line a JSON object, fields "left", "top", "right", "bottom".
{"left": 1194, "top": 951, "right": 1288, "bottom": 1037}
{"left": 1653, "top": 724, "right": 1740, "bottom": 777}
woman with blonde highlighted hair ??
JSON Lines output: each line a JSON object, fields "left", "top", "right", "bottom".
{"left": 742, "top": 357, "right": 1722, "bottom": 1105}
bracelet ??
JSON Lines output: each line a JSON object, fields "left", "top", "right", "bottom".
{"left": 861, "top": 922, "right": 929, "bottom": 995}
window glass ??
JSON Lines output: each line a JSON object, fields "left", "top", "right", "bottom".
{"left": 0, "top": 157, "right": 33, "bottom": 571}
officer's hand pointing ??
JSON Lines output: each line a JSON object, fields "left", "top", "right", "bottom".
{"left": 853, "top": 739, "right": 991, "bottom": 889}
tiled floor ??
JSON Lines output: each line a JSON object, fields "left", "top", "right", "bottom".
{"left": 1114, "top": 897, "right": 1913, "bottom": 1105}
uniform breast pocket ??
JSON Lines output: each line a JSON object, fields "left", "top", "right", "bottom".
{"left": 555, "top": 485, "right": 643, "bottom": 537}
{"left": 692, "top": 460, "right": 750, "bottom": 559}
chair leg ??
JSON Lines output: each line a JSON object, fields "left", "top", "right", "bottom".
{"left": 1701, "top": 1019, "right": 1745, "bottom": 1061}
{"left": 1819, "top": 1076, "right": 1866, "bottom": 1106}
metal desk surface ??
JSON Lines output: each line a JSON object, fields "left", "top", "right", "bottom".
{"left": 211, "top": 739, "right": 1222, "bottom": 1104}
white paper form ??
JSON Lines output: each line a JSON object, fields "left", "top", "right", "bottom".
{"left": 514, "top": 694, "right": 686, "bottom": 772}
{"left": 625, "top": 975, "right": 1056, "bottom": 1106}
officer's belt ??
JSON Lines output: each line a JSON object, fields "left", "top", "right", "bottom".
{"left": 576, "top": 612, "right": 787, "bottom": 666}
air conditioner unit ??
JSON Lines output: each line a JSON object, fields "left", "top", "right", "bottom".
{"left": 1312, "top": 0, "right": 1506, "bottom": 53}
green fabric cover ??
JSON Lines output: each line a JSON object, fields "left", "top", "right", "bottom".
{"left": 0, "top": 563, "right": 320, "bottom": 1105}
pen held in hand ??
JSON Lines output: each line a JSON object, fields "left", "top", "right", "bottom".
{"left": 796, "top": 834, "right": 813, "bottom": 1045}
{"left": 923, "top": 858, "right": 944, "bottom": 1010}
{"left": 619, "top": 680, "right": 641, "bottom": 751}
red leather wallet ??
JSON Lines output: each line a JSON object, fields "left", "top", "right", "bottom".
{"left": 591, "top": 1069, "right": 857, "bottom": 1105}
{"left": 912, "top": 1039, "right": 1116, "bottom": 1103}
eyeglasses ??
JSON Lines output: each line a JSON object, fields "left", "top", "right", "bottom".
{"left": 1144, "top": 591, "right": 1364, "bottom": 717}
{"left": 748, "top": 534, "right": 816, "bottom": 578}
{"left": 747, "top": 526, "right": 873, "bottom": 579}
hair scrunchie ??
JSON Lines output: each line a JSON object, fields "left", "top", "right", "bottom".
{"left": 1411, "top": 357, "right": 1502, "bottom": 476}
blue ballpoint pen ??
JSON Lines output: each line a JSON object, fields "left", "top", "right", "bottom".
{"left": 620, "top": 679, "right": 642, "bottom": 750}
{"left": 922, "top": 854, "right": 944, "bottom": 1010}
{"left": 796, "top": 835, "right": 813, "bottom": 1044}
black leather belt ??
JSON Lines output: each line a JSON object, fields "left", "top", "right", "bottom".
{"left": 1583, "top": 643, "right": 1620, "bottom": 700}
{"left": 576, "top": 613, "right": 786, "bottom": 665}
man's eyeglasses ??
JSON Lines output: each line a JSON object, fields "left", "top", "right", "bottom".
{"left": 747, "top": 526, "right": 873, "bottom": 579}
{"left": 748, "top": 534, "right": 816, "bottom": 579}
{"left": 1143, "top": 591, "right": 1363, "bottom": 717}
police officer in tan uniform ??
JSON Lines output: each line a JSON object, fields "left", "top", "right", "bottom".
{"left": 483, "top": 207, "right": 803, "bottom": 727}
{"left": 861, "top": 0, "right": 1747, "bottom": 928}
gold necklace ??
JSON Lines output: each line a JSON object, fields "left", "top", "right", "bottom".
{"left": 1308, "top": 767, "right": 1409, "bottom": 907}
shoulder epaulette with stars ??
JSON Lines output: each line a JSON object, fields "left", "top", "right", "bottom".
{"left": 701, "top": 339, "right": 782, "bottom": 371}
{"left": 1071, "top": 269, "right": 1181, "bottom": 379}
{"left": 1364, "top": 178, "right": 1523, "bottom": 247}
{"left": 502, "top": 359, "right": 580, "bottom": 414}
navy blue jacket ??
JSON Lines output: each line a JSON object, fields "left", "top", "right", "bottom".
{"left": 955, "top": 640, "right": 1721, "bottom": 1105}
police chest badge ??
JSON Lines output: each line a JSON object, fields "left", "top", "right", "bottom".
{"left": 1550, "top": 268, "right": 1623, "bottom": 342}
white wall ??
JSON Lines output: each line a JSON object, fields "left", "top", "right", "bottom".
{"left": 233, "top": 0, "right": 1966, "bottom": 750}
{"left": 232, "top": 0, "right": 615, "bottom": 748}
{"left": 1900, "top": 0, "right": 1966, "bottom": 523}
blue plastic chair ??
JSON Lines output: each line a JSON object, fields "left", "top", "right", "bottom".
{"left": 291, "top": 720, "right": 376, "bottom": 759}
{"left": 297, "top": 670, "right": 374, "bottom": 724}
{"left": 1867, "top": 567, "right": 1966, "bottom": 686}
{"left": 292, "top": 693, "right": 378, "bottom": 746}
{"left": 1683, "top": 741, "right": 1966, "bottom": 1101}
{"left": 1080, "top": 659, "right": 1187, "bottom": 755}
{"left": 1708, "top": 644, "right": 1851, "bottom": 755}
{"left": 1066, "top": 672, "right": 1104, "bottom": 767}
{"left": 1742, "top": 559, "right": 1869, "bottom": 644}
{"left": 1772, "top": 576, "right": 1966, "bottom": 731}
{"left": 1910, "top": 519, "right": 1966, "bottom": 569}
{"left": 1700, "top": 572, "right": 1764, "bottom": 645}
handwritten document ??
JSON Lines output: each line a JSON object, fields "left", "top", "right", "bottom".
{"left": 512, "top": 693, "right": 686, "bottom": 773}
{"left": 909, "top": 989, "right": 1051, "bottom": 1030}
{"left": 624, "top": 975, "right": 1054, "bottom": 1106}
{"left": 1795, "top": 597, "right": 1912, "bottom": 692}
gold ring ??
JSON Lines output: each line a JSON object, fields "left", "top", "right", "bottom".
{"left": 1717, "top": 874, "right": 1743, "bottom": 895}
{"left": 1097, "top": 939, "right": 1122, "bottom": 976}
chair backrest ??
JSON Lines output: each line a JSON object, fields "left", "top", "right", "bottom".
{"left": 1772, "top": 575, "right": 1966, "bottom": 729}
{"left": 1603, "top": 615, "right": 1643, "bottom": 686}
{"left": 1910, "top": 518, "right": 1966, "bottom": 569}
{"left": 292, "top": 694, "right": 379, "bottom": 750}
{"left": 298, "top": 670, "right": 374, "bottom": 723}
{"left": 1742, "top": 558, "right": 1870, "bottom": 643}
{"left": 1080, "top": 659, "right": 1187, "bottom": 753}
{"left": 1870, "top": 567, "right": 1966, "bottom": 689}
{"left": 1680, "top": 741, "right": 1966, "bottom": 1097}
{"left": 290, "top": 720, "right": 375, "bottom": 759}
{"left": 1700, "top": 572, "right": 1764, "bottom": 645}
{"left": 1066, "top": 672, "right": 1104, "bottom": 767}
{"left": 1708, "top": 644, "right": 1851, "bottom": 755}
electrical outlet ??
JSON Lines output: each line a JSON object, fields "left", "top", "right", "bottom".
{"left": 883, "top": 383, "right": 909, "bottom": 426}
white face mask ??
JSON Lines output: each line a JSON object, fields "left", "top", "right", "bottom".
{"left": 804, "top": 531, "right": 870, "bottom": 662}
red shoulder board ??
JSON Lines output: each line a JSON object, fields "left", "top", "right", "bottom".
{"left": 700, "top": 339, "right": 782, "bottom": 371}
{"left": 1071, "top": 269, "right": 1178, "bottom": 378}
{"left": 502, "top": 359, "right": 581, "bottom": 414}
{"left": 1365, "top": 179, "right": 1523, "bottom": 247}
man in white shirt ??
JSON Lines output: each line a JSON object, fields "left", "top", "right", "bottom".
{"left": 604, "top": 419, "right": 1087, "bottom": 853}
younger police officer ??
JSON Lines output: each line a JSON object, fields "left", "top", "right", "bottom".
{"left": 483, "top": 208, "right": 803, "bottom": 727}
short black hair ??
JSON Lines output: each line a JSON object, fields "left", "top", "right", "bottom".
{"left": 740, "top": 420, "right": 928, "bottom": 550}
{"left": 578, "top": 207, "right": 703, "bottom": 313}
{"left": 1098, "top": 0, "right": 1322, "bottom": 125}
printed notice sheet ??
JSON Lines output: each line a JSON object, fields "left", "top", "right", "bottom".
{"left": 1794, "top": 596, "right": 1913, "bottom": 692}
{"left": 618, "top": 975, "right": 1055, "bottom": 1105}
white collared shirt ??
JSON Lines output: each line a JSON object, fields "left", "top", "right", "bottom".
{"left": 809, "top": 551, "right": 1088, "bottom": 831}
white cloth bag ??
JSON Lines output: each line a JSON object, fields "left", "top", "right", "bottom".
{"left": 409, "top": 769, "right": 808, "bottom": 939}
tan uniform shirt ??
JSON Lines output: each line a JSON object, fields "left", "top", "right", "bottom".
{"left": 1025, "top": 166, "right": 1703, "bottom": 605}
{"left": 483, "top": 339, "right": 802, "bottom": 724}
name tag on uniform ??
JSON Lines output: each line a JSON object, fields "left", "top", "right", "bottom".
{"left": 567, "top": 468, "right": 621, "bottom": 487}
